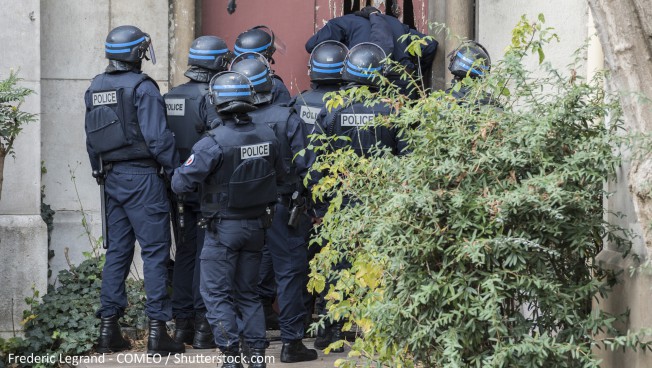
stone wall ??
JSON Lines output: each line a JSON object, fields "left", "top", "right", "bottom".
{"left": 0, "top": 0, "right": 47, "bottom": 337}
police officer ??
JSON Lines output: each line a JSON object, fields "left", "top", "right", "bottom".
{"left": 290, "top": 40, "right": 348, "bottom": 136}
{"left": 172, "top": 71, "right": 285, "bottom": 368}
{"left": 311, "top": 43, "right": 407, "bottom": 351}
{"left": 305, "top": 6, "right": 438, "bottom": 97}
{"left": 164, "top": 35, "right": 233, "bottom": 349}
{"left": 228, "top": 52, "right": 281, "bottom": 332}
{"left": 445, "top": 40, "right": 494, "bottom": 105}
{"left": 235, "top": 26, "right": 291, "bottom": 104}
{"left": 231, "top": 57, "right": 318, "bottom": 363}
{"left": 85, "top": 25, "right": 183, "bottom": 355}
{"left": 288, "top": 39, "right": 348, "bottom": 332}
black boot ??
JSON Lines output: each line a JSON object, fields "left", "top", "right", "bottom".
{"left": 173, "top": 317, "right": 194, "bottom": 345}
{"left": 147, "top": 319, "right": 185, "bottom": 355}
{"left": 96, "top": 315, "right": 131, "bottom": 353}
{"left": 249, "top": 348, "right": 267, "bottom": 368}
{"left": 313, "top": 324, "right": 332, "bottom": 350}
{"left": 220, "top": 346, "right": 244, "bottom": 368}
{"left": 330, "top": 321, "right": 344, "bottom": 353}
{"left": 261, "top": 297, "right": 279, "bottom": 330}
{"left": 280, "top": 340, "right": 318, "bottom": 363}
{"left": 192, "top": 312, "right": 217, "bottom": 349}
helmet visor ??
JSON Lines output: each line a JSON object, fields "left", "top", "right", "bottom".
{"left": 145, "top": 34, "right": 156, "bottom": 65}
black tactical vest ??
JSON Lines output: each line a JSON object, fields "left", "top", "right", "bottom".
{"left": 292, "top": 85, "right": 340, "bottom": 140}
{"left": 249, "top": 104, "right": 298, "bottom": 194}
{"left": 164, "top": 81, "right": 207, "bottom": 162}
{"left": 85, "top": 71, "right": 153, "bottom": 162}
{"left": 327, "top": 101, "right": 399, "bottom": 157}
{"left": 201, "top": 118, "right": 279, "bottom": 219}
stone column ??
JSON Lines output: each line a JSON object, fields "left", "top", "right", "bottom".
{"left": 444, "top": 0, "right": 474, "bottom": 87}
{"left": 170, "top": 0, "right": 196, "bottom": 88}
{"left": 0, "top": 0, "right": 48, "bottom": 337}
{"left": 427, "top": 0, "right": 474, "bottom": 90}
{"left": 590, "top": 3, "right": 652, "bottom": 366}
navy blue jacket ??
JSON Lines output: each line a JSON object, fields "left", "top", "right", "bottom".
{"left": 305, "top": 14, "right": 437, "bottom": 73}
{"left": 271, "top": 76, "right": 291, "bottom": 104}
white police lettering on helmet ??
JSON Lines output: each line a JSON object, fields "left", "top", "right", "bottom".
{"left": 165, "top": 98, "right": 186, "bottom": 116}
{"left": 240, "top": 143, "right": 270, "bottom": 159}
{"left": 92, "top": 91, "right": 117, "bottom": 106}
{"left": 340, "top": 113, "right": 375, "bottom": 127}
{"left": 299, "top": 105, "right": 321, "bottom": 125}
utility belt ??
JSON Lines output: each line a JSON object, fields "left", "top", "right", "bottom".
{"left": 199, "top": 205, "right": 276, "bottom": 231}
{"left": 106, "top": 158, "right": 159, "bottom": 168}
{"left": 105, "top": 158, "right": 160, "bottom": 174}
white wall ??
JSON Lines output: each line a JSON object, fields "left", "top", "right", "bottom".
{"left": 478, "top": 0, "right": 589, "bottom": 77}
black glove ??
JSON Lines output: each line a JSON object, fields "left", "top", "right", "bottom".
{"left": 354, "top": 6, "right": 381, "bottom": 19}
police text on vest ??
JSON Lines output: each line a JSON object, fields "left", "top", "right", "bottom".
{"left": 92, "top": 91, "right": 117, "bottom": 106}
{"left": 341, "top": 113, "right": 375, "bottom": 127}
{"left": 241, "top": 143, "right": 270, "bottom": 159}
{"left": 165, "top": 98, "right": 186, "bottom": 116}
{"left": 299, "top": 106, "right": 321, "bottom": 125}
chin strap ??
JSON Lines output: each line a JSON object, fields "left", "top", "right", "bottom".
{"left": 184, "top": 66, "right": 214, "bottom": 83}
{"left": 106, "top": 60, "right": 141, "bottom": 73}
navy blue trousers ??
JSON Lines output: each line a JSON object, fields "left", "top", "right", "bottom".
{"left": 171, "top": 197, "right": 206, "bottom": 319}
{"left": 257, "top": 245, "right": 276, "bottom": 300}
{"left": 200, "top": 218, "right": 267, "bottom": 350}
{"left": 96, "top": 162, "right": 172, "bottom": 321}
{"left": 265, "top": 203, "right": 311, "bottom": 342}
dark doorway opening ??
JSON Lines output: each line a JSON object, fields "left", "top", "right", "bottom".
{"left": 344, "top": 0, "right": 359, "bottom": 13}
{"left": 386, "top": 0, "right": 415, "bottom": 29}
{"left": 344, "top": 0, "right": 373, "bottom": 14}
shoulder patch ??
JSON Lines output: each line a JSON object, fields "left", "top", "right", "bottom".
{"left": 184, "top": 154, "right": 195, "bottom": 166}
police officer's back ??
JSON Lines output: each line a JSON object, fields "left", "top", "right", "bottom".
{"left": 172, "top": 71, "right": 284, "bottom": 368}
{"left": 305, "top": 7, "right": 438, "bottom": 96}
{"left": 164, "top": 35, "right": 232, "bottom": 350}
{"left": 314, "top": 43, "right": 407, "bottom": 158}
{"left": 84, "top": 25, "right": 183, "bottom": 355}
{"left": 235, "top": 26, "right": 291, "bottom": 104}
{"left": 230, "top": 56, "right": 318, "bottom": 363}
{"left": 310, "top": 43, "right": 406, "bottom": 352}
{"left": 290, "top": 41, "right": 348, "bottom": 138}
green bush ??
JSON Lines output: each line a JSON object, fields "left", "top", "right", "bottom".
{"left": 0, "top": 255, "right": 146, "bottom": 368}
{"left": 308, "top": 16, "right": 648, "bottom": 367}
{"left": 0, "top": 69, "right": 37, "bottom": 201}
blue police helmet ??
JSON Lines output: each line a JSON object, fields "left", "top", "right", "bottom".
{"left": 342, "top": 42, "right": 387, "bottom": 86}
{"left": 188, "top": 35, "right": 233, "bottom": 72}
{"left": 229, "top": 53, "right": 273, "bottom": 105}
{"left": 208, "top": 71, "right": 257, "bottom": 114}
{"left": 234, "top": 26, "right": 276, "bottom": 61}
{"left": 105, "top": 25, "right": 153, "bottom": 63}
{"left": 448, "top": 41, "right": 491, "bottom": 78}
{"left": 309, "top": 41, "right": 348, "bottom": 84}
